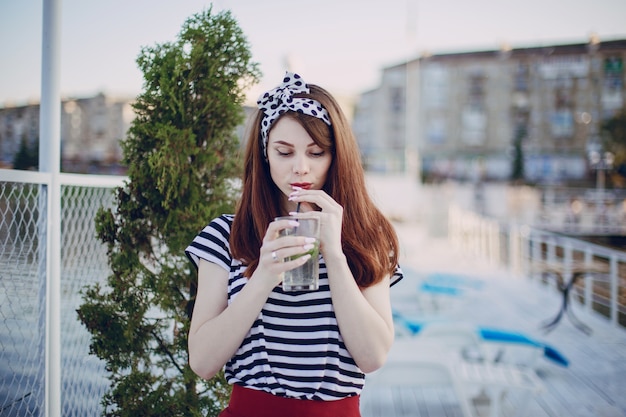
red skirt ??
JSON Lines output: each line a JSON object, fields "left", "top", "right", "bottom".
{"left": 218, "top": 384, "right": 361, "bottom": 417}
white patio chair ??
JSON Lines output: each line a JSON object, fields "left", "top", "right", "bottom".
{"left": 367, "top": 336, "right": 544, "bottom": 417}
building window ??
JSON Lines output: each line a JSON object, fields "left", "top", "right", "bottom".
{"left": 461, "top": 107, "right": 487, "bottom": 145}
{"left": 389, "top": 87, "right": 404, "bottom": 113}
{"left": 554, "top": 86, "right": 572, "bottom": 108}
{"left": 426, "top": 116, "right": 446, "bottom": 144}
{"left": 550, "top": 110, "right": 574, "bottom": 138}
{"left": 515, "top": 63, "right": 530, "bottom": 92}
{"left": 422, "top": 65, "right": 449, "bottom": 108}
{"left": 604, "top": 56, "right": 623, "bottom": 89}
{"left": 468, "top": 73, "right": 486, "bottom": 110}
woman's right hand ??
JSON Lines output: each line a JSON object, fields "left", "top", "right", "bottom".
{"left": 190, "top": 218, "right": 314, "bottom": 380}
{"left": 256, "top": 218, "right": 316, "bottom": 287}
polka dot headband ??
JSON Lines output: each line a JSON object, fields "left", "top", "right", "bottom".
{"left": 257, "top": 71, "right": 331, "bottom": 158}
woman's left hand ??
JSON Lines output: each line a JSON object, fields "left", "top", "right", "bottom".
{"left": 288, "top": 188, "right": 343, "bottom": 257}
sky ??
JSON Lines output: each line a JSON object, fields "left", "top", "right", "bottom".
{"left": 1, "top": 0, "right": 626, "bottom": 107}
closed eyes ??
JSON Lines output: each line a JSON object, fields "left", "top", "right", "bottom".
{"left": 276, "top": 150, "right": 326, "bottom": 158}
{"left": 274, "top": 146, "right": 326, "bottom": 158}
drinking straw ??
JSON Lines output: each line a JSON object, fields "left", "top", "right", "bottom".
{"left": 294, "top": 202, "right": 301, "bottom": 231}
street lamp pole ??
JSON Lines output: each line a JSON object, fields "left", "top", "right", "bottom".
{"left": 588, "top": 150, "right": 615, "bottom": 229}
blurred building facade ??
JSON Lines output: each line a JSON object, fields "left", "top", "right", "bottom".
{"left": 354, "top": 37, "right": 626, "bottom": 183}
{"left": 0, "top": 102, "right": 40, "bottom": 169}
{"left": 0, "top": 93, "right": 134, "bottom": 174}
{"left": 0, "top": 95, "right": 262, "bottom": 175}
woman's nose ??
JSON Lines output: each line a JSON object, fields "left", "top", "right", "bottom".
{"left": 293, "top": 155, "right": 309, "bottom": 175}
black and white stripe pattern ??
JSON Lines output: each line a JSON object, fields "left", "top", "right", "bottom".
{"left": 185, "top": 215, "right": 402, "bottom": 400}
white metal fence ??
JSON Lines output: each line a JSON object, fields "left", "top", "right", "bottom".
{"left": 449, "top": 204, "right": 626, "bottom": 330}
{"left": 0, "top": 169, "right": 125, "bottom": 417}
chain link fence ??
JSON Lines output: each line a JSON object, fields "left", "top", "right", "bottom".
{"left": 1, "top": 175, "right": 122, "bottom": 416}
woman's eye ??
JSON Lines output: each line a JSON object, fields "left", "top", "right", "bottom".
{"left": 273, "top": 147, "right": 325, "bottom": 157}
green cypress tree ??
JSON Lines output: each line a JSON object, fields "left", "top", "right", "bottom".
{"left": 12, "top": 135, "right": 38, "bottom": 170}
{"left": 511, "top": 126, "right": 526, "bottom": 183}
{"left": 12, "top": 136, "right": 31, "bottom": 170}
{"left": 601, "top": 107, "right": 626, "bottom": 184}
{"left": 77, "top": 7, "right": 260, "bottom": 416}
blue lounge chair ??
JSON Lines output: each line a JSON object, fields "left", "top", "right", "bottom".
{"left": 393, "top": 312, "right": 569, "bottom": 368}
{"left": 478, "top": 327, "right": 569, "bottom": 367}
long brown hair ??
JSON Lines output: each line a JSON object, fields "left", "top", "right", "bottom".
{"left": 230, "top": 84, "right": 399, "bottom": 287}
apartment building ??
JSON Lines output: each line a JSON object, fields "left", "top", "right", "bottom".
{"left": 353, "top": 37, "right": 626, "bottom": 183}
{"left": 0, "top": 93, "right": 135, "bottom": 173}
{"left": 61, "top": 93, "right": 135, "bottom": 173}
{"left": 0, "top": 102, "right": 40, "bottom": 169}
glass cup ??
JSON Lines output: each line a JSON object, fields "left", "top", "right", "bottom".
{"left": 275, "top": 216, "right": 320, "bottom": 292}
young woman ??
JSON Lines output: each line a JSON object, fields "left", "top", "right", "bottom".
{"left": 185, "top": 72, "right": 402, "bottom": 417}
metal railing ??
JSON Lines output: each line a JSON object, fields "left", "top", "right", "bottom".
{"left": 449, "top": 204, "right": 626, "bottom": 330}
{"left": 0, "top": 168, "right": 125, "bottom": 417}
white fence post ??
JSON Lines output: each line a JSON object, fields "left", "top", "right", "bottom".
{"left": 509, "top": 224, "right": 519, "bottom": 275}
{"left": 610, "top": 255, "right": 619, "bottom": 326}
{"left": 584, "top": 249, "right": 593, "bottom": 314}
{"left": 40, "top": 0, "right": 62, "bottom": 416}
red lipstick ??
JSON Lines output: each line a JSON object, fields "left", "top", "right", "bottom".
{"left": 291, "top": 183, "right": 312, "bottom": 190}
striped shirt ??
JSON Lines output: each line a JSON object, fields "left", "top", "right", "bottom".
{"left": 185, "top": 214, "right": 403, "bottom": 400}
